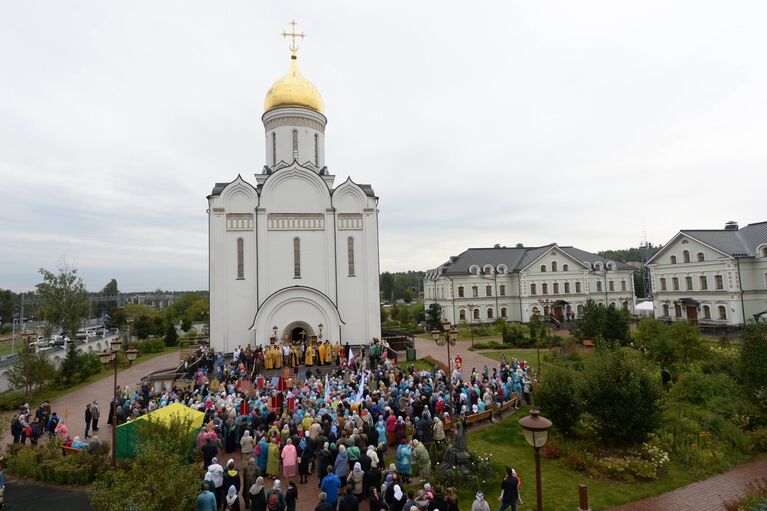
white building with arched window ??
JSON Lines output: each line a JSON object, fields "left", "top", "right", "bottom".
{"left": 424, "top": 243, "right": 636, "bottom": 324}
{"left": 646, "top": 220, "right": 767, "bottom": 327}
{"left": 207, "top": 46, "right": 381, "bottom": 352}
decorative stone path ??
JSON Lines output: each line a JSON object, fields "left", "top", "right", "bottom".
{"left": 606, "top": 457, "right": 767, "bottom": 511}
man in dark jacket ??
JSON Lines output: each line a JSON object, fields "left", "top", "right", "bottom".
{"left": 315, "top": 492, "right": 334, "bottom": 511}
{"left": 202, "top": 437, "right": 218, "bottom": 470}
{"left": 338, "top": 485, "right": 359, "bottom": 511}
{"left": 84, "top": 403, "right": 92, "bottom": 438}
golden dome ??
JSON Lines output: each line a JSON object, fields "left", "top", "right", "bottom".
{"left": 264, "top": 56, "right": 325, "bottom": 114}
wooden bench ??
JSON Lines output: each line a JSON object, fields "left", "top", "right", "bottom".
{"left": 499, "top": 395, "right": 518, "bottom": 413}
{"left": 465, "top": 409, "right": 493, "bottom": 425}
{"left": 582, "top": 339, "right": 595, "bottom": 348}
{"left": 61, "top": 445, "right": 80, "bottom": 456}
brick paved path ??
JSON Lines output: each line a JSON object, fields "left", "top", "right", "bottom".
{"left": 606, "top": 457, "right": 767, "bottom": 511}
{"left": 3, "top": 350, "right": 182, "bottom": 444}
{"left": 413, "top": 337, "right": 500, "bottom": 373}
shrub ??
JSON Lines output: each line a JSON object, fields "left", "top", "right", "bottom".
{"left": 135, "top": 338, "right": 165, "bottom": 354}
{"left": 740, "top": 324, "right": 767, "bottom": 398}
{"left": 502, "top": 323, "right": 526, "bottom": 344}
{"left": 536, "top": 364, "right": 583, "bottom": 436}
{"left": 542, "top": 442, "right": 562, "bottom": 459}
{"left": 581, "top": 349, "right": 662, "bottom": 445}
{"left": 0, "top": 390, "right": 26, "bottom": 411}
{"left": 670, "top": 372, "right": 738, "bottom": 406}
{"left": 433, "top": 451, "right": 495, "bottom": 488}
{"left": 164, "top": 323, "right": 179, "bottom": 347}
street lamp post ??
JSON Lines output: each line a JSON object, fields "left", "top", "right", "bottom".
{"left": 431, "top": 320, "right": 459, "bottom": 402}
{"left": 99, "top": 339, "right": 139, "bottom": 468}
{"left": 518, "top": 410, "right": 553, "bottom": 511}
{"left": 466, "top": 303, "right": 477, "bottom": 347}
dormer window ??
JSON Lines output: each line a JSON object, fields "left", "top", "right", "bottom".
{"left": 670, "top": 255, "right": 677, "bottom": 264}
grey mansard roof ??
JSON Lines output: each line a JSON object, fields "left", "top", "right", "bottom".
{"left": 679, "top": 222, "right": 767, "bottom": 256}
{"left": 429, "top": 243, "right": 633, "bottom": 277}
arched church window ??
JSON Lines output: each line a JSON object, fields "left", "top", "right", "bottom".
{"left": 236, "top": 238, "right": 244, "bottom": 279}
{"left": 683, "top": 250, "right": 690, "bottom": 263}
{"left": 293, "top": 237, "right": 301, "bottom": 278}
{"left": 292, "top": 129, "right": 299, "bottom": 160}
{"left": 272, "top": 132, "right": 277, "bottom": 166}
{"left": 563, "top": 264, "right": 569, "bottom": 272}
{"left": 540, "top": 264, "right": 547, "bottom": 272}
{"left": 487, "top": 308, "right": 494, "bottom": 319}
{"left": 314, "top": 133, "right": 319, "bottom": 166}
{"left": 501, "top": 307, "right": 507, "bottom": 318}
{"left": 552, "top": 261, "right": 558, "bottom": 272}
{"left": 473, "top": 308, "right": 480, "bottom": 320}
{"left": 459, "top": 309, "right": 466, "bottom": 321}
{"left": 347, "top": 237, "right": 355, "bottom": 276}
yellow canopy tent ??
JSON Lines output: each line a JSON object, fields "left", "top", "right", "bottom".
{"left": 115, "top": 402, "right": 205, "bottom": 459}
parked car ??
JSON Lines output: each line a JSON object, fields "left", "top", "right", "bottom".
{"left": 51, "top": 335, "right": 71, "bottom": 347}
{"left": 29, "top": 339, "right": 49, "bottom": 349}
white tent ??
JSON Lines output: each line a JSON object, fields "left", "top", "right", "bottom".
{"left": 635, "top": 301, "right": 654, "bottom": 317}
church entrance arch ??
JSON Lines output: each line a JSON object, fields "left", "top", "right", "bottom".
{"left": 283, "top": 321, "right": 315, "bottom": 344}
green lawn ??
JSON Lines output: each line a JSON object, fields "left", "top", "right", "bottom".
{"left": 453, "top": 409, "right": 730, "bottom": 511}
{"left": 409, "top": 358, "right": 436, "bottom": 372}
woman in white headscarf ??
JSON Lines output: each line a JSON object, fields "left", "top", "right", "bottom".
{"left": 391, "top": 484, "right": 406, "bottom": 511}
{"left": 226, "top": 484, "right": 241, "bottom": 510}
{"left": 249, "top": 476, "right": 266, "bottom": 511}
{"left": 349, "top": 461, "right": 364, "bottom": 501}
{"left": 241, "top": 430, "right": 255, "bottom": 458}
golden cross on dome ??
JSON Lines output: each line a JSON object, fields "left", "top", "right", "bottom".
{"left": 281, "top": 19, "right": 305, "bottom": 58}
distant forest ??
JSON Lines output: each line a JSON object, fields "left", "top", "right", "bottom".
{"left": 379, "top": 245, "right": 662, "bottom": 302}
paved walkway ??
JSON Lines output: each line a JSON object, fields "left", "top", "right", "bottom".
{"left": 605, "top": 457, "right": 767, "bottom": 511}
{"left": 413, "top": 337, "right": 500, "bottom": 373}
{"left": 4, "top": 350, "right": 181, "bottom": 444}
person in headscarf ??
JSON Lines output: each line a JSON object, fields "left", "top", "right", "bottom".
{"left": 432, "top": 416, "right": 445, "bottom": 443}
{"left": 257, "top": 435, "right": 270, "bottom": 474}
{"left": 349, "top": 462, "right": 364, "bottom": 501}
{"left": 471, "top": 491, "right": 490, "bottom": 511}
{"left": 208, "top": 457, "right": 225, "bottom": 509}
{"left": 249, "top": 476, "right": 266, "bottom": 511}
{"left": 197, "top": 480, "right": 217, "bottom": 511}
{"left": 395, "top": 439, "right": 412, "bottom": 483}
{"left": 226, "top": 484, "right": 241, "bottom": 510}
{"left": 267, "top": 438, "right": 281, "bottom": 478}
{"left": 334, "top": 444, "right": 350, "bottom": 486}
{"left": 297, "top": 435, "right": 312, "bottom": 484}
{"left": 241, "top": 430, "right": 255, "bottom": 458}
{"left": 266, "top": 479, "right": 287, "bottom": 511}
{"left": 223, "top": 459, "right": 241, "bottom": 499}
{"left": 411, "top": 439, "right": 431, "bottom": 479}
{"left": 281, "top": 438, "right": 298, "bottom": 480}
{"left": 390, "top": 485, "right": 406, "bottom": 511}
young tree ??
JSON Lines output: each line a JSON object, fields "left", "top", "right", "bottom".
{"left": 671, "top": 321, "right": 703, "bottom": 365}
{"left": 8, "top": 348, "right": 57, "bottom": 397}
{"left": 536, "top": 364, "right": 584, "bottom": 436}
{"left": 635, "top": 318, "right": 677, "bottom": 367}
{"left": 35, "top": 264, "right": 90, "bottom": 339}
{"left": 164, "top": 322, "right": 179, "bottom": 347}
{"left": 739, "top": 323, "right": 767, "bottom": 394}
{"left": 573, "top": 299, "right": 606, "bottom": 340}
{"left": 603, "top": 305, "right": 630, "bottom": 344}
{"left": 581, "top": 349, "right": 662, "bottom": 445}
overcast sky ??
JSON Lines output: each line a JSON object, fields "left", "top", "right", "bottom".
{"left": 2, "top": 1, "right": 765, "bottom": 293}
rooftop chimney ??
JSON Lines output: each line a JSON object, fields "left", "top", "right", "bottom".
{"left": 494, "top": 244, "right": 501, "bottom": 248}
{"left": 724, "top": 221, "right": 739, "bottom": 231}
{"left": 516, "top": 243, "right": 524, "bottom": 248}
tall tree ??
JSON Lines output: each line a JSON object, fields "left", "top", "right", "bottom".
{"left": 35, "top": 264, "right": 90, "bottom": 338}
{"left": 0, "top": 288, "right": 16, "bottom": 324}
{"left": 102, "top": 278, "right": 119, "bottom": 295}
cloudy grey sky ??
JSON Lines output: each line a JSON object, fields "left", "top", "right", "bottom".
{"left": 2, "top": 1, "right": 765, "bottom": 292}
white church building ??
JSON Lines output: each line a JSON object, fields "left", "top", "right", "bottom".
{"left": 207, "top": 35, "right": 381, "bottom": 353}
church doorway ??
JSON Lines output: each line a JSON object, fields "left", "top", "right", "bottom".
{"left": 686, "top": 306, "right": 698, "bottom": 325}
{"left": 282, "top": 321, "right": 315, "bottom": 344}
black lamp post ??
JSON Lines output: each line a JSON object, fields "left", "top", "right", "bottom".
{"left": 431, "top": 319, "right": 459, "bottom": 401}
{"left": 99, "top": 338, "right": 139, "bottom": 468}
{"left": 518, "top": 409, "right": 553, "bottom": 511}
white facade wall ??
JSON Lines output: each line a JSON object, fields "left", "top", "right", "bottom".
{"left": 425, "top": 247, "right": 636, "bottom": 325}
{"left": 648, "top": 235, "right": 767, "bottom": 326}
{"left": 209, "top": 107, "right": 380, "bottom": 353}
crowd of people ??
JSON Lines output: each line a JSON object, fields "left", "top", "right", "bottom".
{"left": 8, "top": 338, "right": 531, "bottom": 511}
